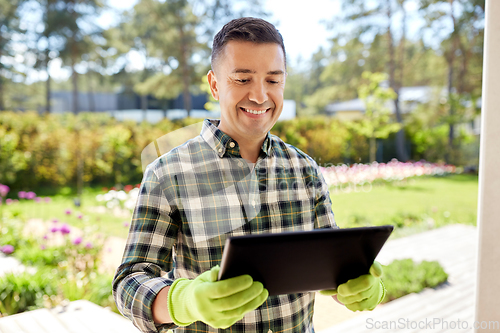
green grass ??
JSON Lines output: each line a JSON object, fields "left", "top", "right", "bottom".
{"left": 329, "top": 174, "right": 478, "bottom": 238}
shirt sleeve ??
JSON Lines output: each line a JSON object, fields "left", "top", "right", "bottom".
{"left": 312, "top": 162, "right": 338, "bottom": 230}
{"left": 112, "top": 164, "right": 179, "bottom": 333}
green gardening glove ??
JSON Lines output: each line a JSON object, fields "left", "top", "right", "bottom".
{"left": 320, "top": 261, "right": 386, "bottom": 311}
{"left": 167, "top": 265, "right": 269, "bottom": 328}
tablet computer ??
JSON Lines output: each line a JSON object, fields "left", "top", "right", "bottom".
{"left": 218, "top": 225, "right": 393, "bottom": 296}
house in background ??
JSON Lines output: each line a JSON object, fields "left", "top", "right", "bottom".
{"left": 48, "top": 90, "right": 296, "bottom": 122}
{"left": 324, "top": 86, "right": 480, "bottom": 136}
{"left": 324, "top": 86, "right": 437, "bottom": 120}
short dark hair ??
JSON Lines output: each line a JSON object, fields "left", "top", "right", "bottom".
{"left": 211, "top": 17, "right": 286, "bottom": 71}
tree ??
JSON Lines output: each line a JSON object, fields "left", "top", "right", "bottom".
{"left": 135, "top": 0, "right": 203, "bottom": 118}
{"left": 347, "top": 72, "right": 401, "bottom": 162}
{"left": 50, "top": 0, "right": 104, "bottom": 114}
{"left": 31, "top": 0, "right": 60, "bottom": 114}
{"left": 325, "top": 0, "right": 410, "bottom": 161}
{"left": 419, "top": 0, "right": 484, "bottom": 164}
{"left": 0, "top": 0, "right": 25, "bottom": 111}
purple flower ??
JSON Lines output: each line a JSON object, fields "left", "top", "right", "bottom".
{"left": 77, "top": 213, "right": 83, "bottom": 219}
{"left": 60, "top": 224, "right": 71, "bottom": 234}
{"left": 1, "top": 245, "right": 14, "bottom": 254}
{"left": 50, "top": 226, "right": 60, "bottom": 233}
{"left": 18, "top": 191, "right": 26, "bottom": 199}
{"left": 43, "top": 234, "right": 48, "bottom": 240}
{"left": 44, "top": 197, "right": 51, "bottom": 203}
{"left": 65, "top": 209, "right": 72, "bottom": 215}
{"left": 0, "top": 184, "right": 9, "bottom": 197}
{"left": 85, "top": 242, "right": 93, "bottom": 249}
{"left": 72, "top": 237, "right": 83, "bottom": 245}
{"left": 40, "top": 244, "right": 46, "bottom": 250}
{"left": 25, "top": 191, "right": 36, "bottom": 200}
{"left": 5, "top": 198, "right": 13, "bottom": 205}
{"left": 35, "top": 197, "right": 42, "bottom": 203}
{"left": 123, "top": 222, "right": 130, "bottom": 228}
{"left": 52, "top": 219, "right": 59, "bottom": 224}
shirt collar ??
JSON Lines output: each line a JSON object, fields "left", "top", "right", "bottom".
{"left": 200, "top": 119, "right": 272, "bottom": 158}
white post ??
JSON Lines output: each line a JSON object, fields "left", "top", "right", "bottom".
{"left": 474, "top": 0, "right": 500, "bottom": 331}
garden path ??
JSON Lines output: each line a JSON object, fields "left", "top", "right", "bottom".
{"left": 0, "top": 300, "right": 139, "bottom": 333}
{"left": 316, "top": 224, "right": 478, "bottom": 333}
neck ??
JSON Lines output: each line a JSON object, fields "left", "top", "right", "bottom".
{"left": 237, "top": 137, "right": 264, "bottom": 163}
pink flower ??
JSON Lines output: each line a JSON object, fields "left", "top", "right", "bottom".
{"left": 1, "top": 245, "right": 14, "bottom": 254}
{"left": 5, "top": 198, "right": 13, "bottom": 205}
{"left": 18, "top": 191, "right": 26, "bottom": 199}
{"left": 0, "top": 184, "right": 9, "bottom": 197}
{"left": 43, "top": 234, "right": 48, "bottom": 240}
{"left": 25, "top": 191, "right": 36, "bottom": 200}
{"left": 65, "top": 209, "right": 72, "bottom": 215}
{"left": 60, "top": 224, "right": 71, "bottom": 234}
{"left": 77, "top": 213, "right": 83, "bottom": 219}
{"left": 40, "top": 244, "right": 46, "bottom": 250}
{"left": 52, "top": 219, "right": 59, "bottom": 224}
{"left": 123, "top": 222, "right": 130, "bottom": 228}
{"left": 85, "top": 242, "right": 93, "bottom": 249}
{"left": 35, "top": 197, "right": 42, "bottom": 203}
{"left": 44, "top": 197, "right": 51, "bottom": 203}
{"left": 50, "top": 226, "right": 60, "bottom": 233}
{"left": 72, "top": 237, "right": 83, "bottom": 245}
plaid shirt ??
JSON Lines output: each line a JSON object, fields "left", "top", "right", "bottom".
{"left": 113, "top": 119, "right": 337, "bottom": 333}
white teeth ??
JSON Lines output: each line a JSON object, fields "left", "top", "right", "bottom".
{"left": 243, "top": 108, "right": 268, "bottom": 115}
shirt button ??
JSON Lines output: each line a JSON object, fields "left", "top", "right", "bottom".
{"left": 229, "top": 142, "right": 235, "bottom": 148}
{"left": 251, "top": 200, "right": 256, "bottom": 206}
{"left": 218, "top": 148, "right": 223, "bottom": 153}
{"left": 238, "top": 161, "right": 244, "bottom": 167}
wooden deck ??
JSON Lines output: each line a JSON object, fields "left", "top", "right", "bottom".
{"left": 318, "top": 224, "right": 478, "bottom": 333}
{"left": 0, "top": 300, "right": 140, "bottom": 333}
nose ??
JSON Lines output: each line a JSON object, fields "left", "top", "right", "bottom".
{"left": 248, "top": 81, "right": 268, "bottom": 105}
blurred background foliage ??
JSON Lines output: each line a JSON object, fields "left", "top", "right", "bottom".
{"left": 0, "top": 0, "right": 484, "bottom": 189}
{"left": 0, "top": 110, "right": 479, "bottom": 192}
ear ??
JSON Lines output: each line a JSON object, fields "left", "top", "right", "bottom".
{"left": 207, "top": 70, "right": 219, "bottom": 101}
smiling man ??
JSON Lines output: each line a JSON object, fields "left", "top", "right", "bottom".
{"left": 113, "top": 17, "right": 385, "bottom": 333}
{"left": 208, "top": 39, "right": 286, "bottom": 163}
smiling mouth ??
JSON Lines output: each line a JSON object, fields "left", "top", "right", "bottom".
{"left": 240, "top": 107, "right": 271, "bottom": 115}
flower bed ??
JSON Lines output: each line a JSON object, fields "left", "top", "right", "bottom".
{"left": 320, "top": 159, "right": 456, "bottom": 191}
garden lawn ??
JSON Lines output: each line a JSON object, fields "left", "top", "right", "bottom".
{"left": 2, "top": 187, "right": 132, "bottom": 238}
{"left": 329, "top": 174, "right": 478, "bottom": 238}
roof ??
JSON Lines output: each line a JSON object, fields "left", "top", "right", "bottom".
{"left": 325, "top": 86, "right": 443, "bottom": 114}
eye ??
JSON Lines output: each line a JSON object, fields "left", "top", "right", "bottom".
{"left": 236, "top": 79, "right": 249, "bottom": 83}
{"left": 269, "top": 80, "right": 280, "bottom": 84}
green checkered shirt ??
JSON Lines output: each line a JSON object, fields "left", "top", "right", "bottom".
{"left": 113, "top": 119, "right": 337, "bottom": 333}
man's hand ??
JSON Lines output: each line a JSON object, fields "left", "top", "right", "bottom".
{"left": 320, "top": 262, "right": 385, "bottom": 311}
{"left": 167, "top": 265, "right": 269, "bottom": 328}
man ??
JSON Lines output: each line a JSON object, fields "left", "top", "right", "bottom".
{"left": 113, "top": 17, "right": 384, "bottom": 333}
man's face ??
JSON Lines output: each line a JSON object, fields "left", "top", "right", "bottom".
{"left": 207, "top": 41, "right": 286, "bottom": 144}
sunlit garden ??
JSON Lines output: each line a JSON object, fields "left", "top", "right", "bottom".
{"left": 0, "top": 141, "right": 478, "bottom": 315}
{"left": 0, "top": 0, "right": 485, "bottom": 329}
